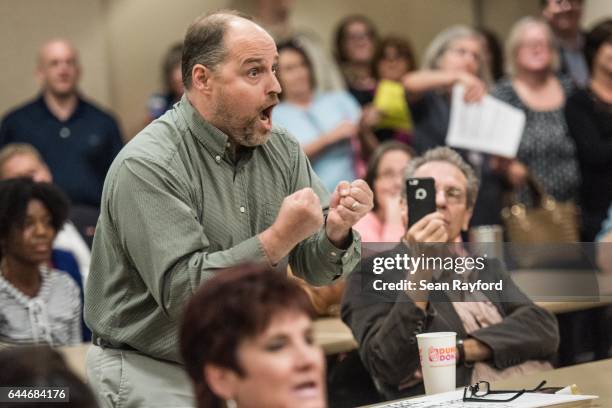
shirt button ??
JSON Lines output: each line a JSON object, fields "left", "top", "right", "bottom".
{"left": 215, "top": 155, "right": 221, "bottom": 163}
{"left": 330, "top": 251, "right": 337, "bottom": 257}
{"left": 59, "top": 127, "right": 71, "bottom": 138}
{"left": 239, "top": 206, "right": 245, "bottom": 213}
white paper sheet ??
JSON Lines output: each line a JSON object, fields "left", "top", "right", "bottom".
{"left": 369, "top": 389, "right": 597, "bottom": 408}
{"left": 446, "top": 85, "right": 526, "bottom": 158}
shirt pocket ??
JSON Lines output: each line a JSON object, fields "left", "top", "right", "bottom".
{"left": 263, "top": 201, "right": 281, "bottom": 229}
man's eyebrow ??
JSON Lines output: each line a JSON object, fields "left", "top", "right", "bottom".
{"left": 242, "top": 57, "right": 265, "bottom": 66}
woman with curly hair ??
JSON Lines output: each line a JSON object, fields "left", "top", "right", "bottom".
{"left": 0, "top": 177, "right": 82, "bottom": 346}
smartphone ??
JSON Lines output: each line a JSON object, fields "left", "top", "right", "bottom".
{"left": 406, "top": 177, "right": 436, "bottom": 228}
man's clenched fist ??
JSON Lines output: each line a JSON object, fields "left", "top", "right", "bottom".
{"left": 326, "top": 179, "right": 373, "bottom": 247}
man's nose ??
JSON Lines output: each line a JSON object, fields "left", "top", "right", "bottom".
{"left": 435, "top": 189, "right": 447, "bottom": 209}
{"left": 269, "top": 71, "right": 282, "bottom": 95}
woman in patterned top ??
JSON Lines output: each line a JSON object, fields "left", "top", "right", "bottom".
{"left": 493, "top": 17, "right": 580, "bottom": 205}
{"left": 0, "top": 178, "right": 81, "bottom": 346}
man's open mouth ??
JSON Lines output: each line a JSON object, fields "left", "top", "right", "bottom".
{"left": 259, "top": 104, "right": 275, "bottom": 121}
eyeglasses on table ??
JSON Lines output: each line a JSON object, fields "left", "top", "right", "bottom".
{"left": 462, "top": 380, "right": 548, "bottom": 402}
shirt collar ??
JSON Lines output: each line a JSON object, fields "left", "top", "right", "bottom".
{"left": 178, "top": 93, "right": 259, "bottom": 164}
{"left": 178, "top": 93, "right": 231, "bottom": 160}
{"left": 36, "top": 92, "right": 84, "bottom": 123}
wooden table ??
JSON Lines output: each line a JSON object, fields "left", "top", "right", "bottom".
{"left": 314, "top": 317, "right": 357, "bottom": 355}
{"left": 364, "top": 358, "right": 612, "bottom": 407}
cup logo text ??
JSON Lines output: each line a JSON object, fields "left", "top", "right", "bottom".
{"left": 428, "top": 346, "right": 456, "bottom": 363}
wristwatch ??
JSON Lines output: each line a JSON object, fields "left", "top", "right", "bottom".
{"left": 456, "top": 338, "right": 465, "bottom": 364}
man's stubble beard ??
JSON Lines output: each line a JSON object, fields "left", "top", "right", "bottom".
{"left": 212, "top": 92, "right": 271, "bottom": 147}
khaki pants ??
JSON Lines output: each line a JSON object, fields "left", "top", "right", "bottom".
{"left": 86, "top": 345, "right": 195, "bottom": 408}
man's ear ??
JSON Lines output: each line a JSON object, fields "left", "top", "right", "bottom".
{"left": 191, "top": 64, "right": 215, "bottom": 94}
{"left": 204, "top": 364, "right": 239, "bottom": 401}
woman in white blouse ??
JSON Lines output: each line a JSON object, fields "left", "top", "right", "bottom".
{"left": 0, "top": 178, "right": 81, "bottom": 346}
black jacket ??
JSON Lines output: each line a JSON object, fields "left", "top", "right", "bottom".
{"left": 341, "top": 246, "right": 560, "bottom": 399}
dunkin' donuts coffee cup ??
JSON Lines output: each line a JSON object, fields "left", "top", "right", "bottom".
{"left": 416, "top": 332, "right": 457, "bottom": 395}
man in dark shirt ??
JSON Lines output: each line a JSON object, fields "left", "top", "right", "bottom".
{"left": 541, "top": 0, "right": 589, "bottom": 87}
{"left": 0, "top": 39, "right": 123, "bottom": 207}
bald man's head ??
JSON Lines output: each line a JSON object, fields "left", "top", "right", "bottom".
{"left": 37, "top": 39, "right": 80, "bottom": 98}
{"left": 181, "top": 10, "right": 265, "bottom": 89}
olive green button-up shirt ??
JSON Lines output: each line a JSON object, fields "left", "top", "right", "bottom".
{"left": 84, "top": 95, "right": 361, "bottom": 362}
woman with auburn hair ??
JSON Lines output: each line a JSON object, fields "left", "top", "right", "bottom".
{"left": 180, "top": 264, "right": 326, "bottom": 408}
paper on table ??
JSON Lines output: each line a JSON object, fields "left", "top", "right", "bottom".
{"left": 368, "top": 389, "right": 597, "bottom": 408}
{"left": 446, "top": 84, "right": 526, "bottom": 158}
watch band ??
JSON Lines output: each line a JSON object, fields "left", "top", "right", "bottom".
{"left": 456, "top": 338, "right": 465, "bottom": 364}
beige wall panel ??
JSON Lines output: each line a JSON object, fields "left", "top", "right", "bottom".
{"left": 105, "top": 0, "right": 228, "bottom": 138}
{"left": 583, "top": 0, "right": 612, "bottom": 27}
{"left": 0, "top": 0, "right": 110, "bottom": 120}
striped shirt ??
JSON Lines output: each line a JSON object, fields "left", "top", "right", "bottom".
{"left": 0, "top": 267, "right": 82, "bottom": 346}
{"left": 85, "top": 94, "right": 361, "bottom": 363}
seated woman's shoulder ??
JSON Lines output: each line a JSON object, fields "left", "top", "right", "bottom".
{"left": 47, "top": 268, "right": 81, "bottom": 295}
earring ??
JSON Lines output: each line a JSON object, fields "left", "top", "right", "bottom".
{"left": 226, "top": 399, "right": 237, "bottom": 408}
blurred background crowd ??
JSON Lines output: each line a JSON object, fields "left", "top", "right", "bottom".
{"left": 0, "top": 0, "right": 611, "bottom": 407}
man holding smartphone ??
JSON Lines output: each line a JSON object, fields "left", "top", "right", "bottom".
{"left": 342, "top": 146, "right": 558, "bottom": 400}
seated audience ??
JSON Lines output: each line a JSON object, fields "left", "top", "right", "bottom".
{"left": 565, "top": 19, "right": 612, "bottom": 241}
{"left": 273, "top": 41, "right": 374, "bottom": 191}
{"left": 0, "top": 178, "right": 82, "bottom": 346}
{"left": 0, "top": 346, "right": 97, "bottom": 407}
{"left": 0, "top": 143, "right": 91, "bottom": 283}
{"left": 354, "top": 142, "right": 414, "bottom": 242}
{"left": 403, "top": 26, "right": 504, "bottom": 226}
{"left": 342, "top": 147, "right": 559, "bottom": 400}
{"left": 180, "top": 264, "right": 326, "bottom": 408}
{"left": 334, "top": 15, "right": 379, "bottom": 106}
{"left": 144, "top": 42, "right": 184, "bottom": 123}
{"left": 0, "top": 39, "right": 123, "bottom": 208}
{"left": 493, "top": 17, "right": 579, "bottom": 207}
{"left": 364, "top": 36, "right": 417, "bottom": 146}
